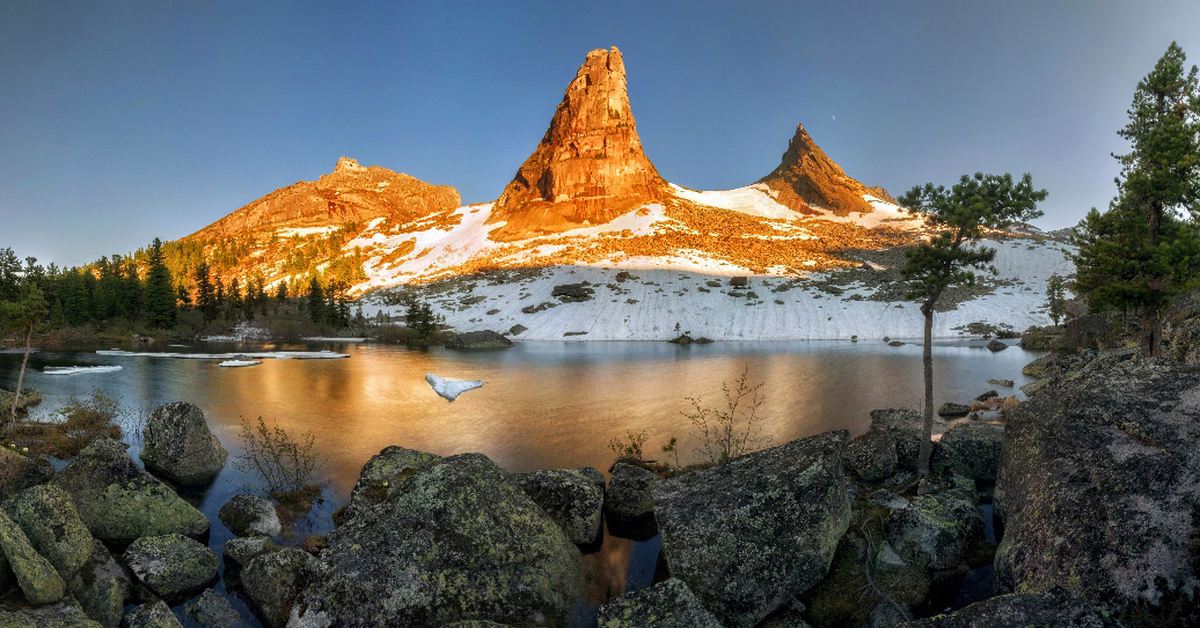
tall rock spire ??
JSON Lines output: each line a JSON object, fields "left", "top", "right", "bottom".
{"left": 490, "top": 46, "right": 668, "bottom": 240}
{"left": 758, "top": 125, "right": 893, "bottom": 216}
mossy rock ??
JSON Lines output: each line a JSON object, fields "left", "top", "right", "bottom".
{"left": 515, "top": 467, "right": 605, "bottom": 546}
{"left": 139, "top": 402, "right": 228, "bottom": 487}
{"left": 596, "top": 578, "right": 723, "bottom": 627}
{"left": 66, "top": 542, "right": 130, "bottom": 628}
{"left": 121, "top": 600, "right": 183, "bottom": 628}
{"left": 930, "top": 423, "right": 1004, "bottom": 481}
{"left": 844, "top": 430, "right": 898, "bottom": 482}
{"left": 886, "top": 489, "right": 982, "bottom": 572}
{"left": 0, "top": 508, "right": 65, "bottom": 605}
{"left": 241, "top": 547, "right": 310, "bottom": 628}
{"left": 897, "top": 589, "right": 1123, "bottom": 627}
{"left": 4, "top": 484, "right": 94, "bottom": 579}
{"left": 0, "top": 447, "right": 53, "bottom": 501}
{"left": 124, "top": 534, "right": 219, "bottom": 603}
{"left": 0, "top": 597, "right": 103, "bottom": 628}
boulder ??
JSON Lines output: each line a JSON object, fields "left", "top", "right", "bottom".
{"left": 241, "top": 547, "right": 310, "bottom": 628}
{"left": 987, "top": 378, "right": 1015, "bottom": 387}
{"left": 596, "top": 578, "right": 724, "bottom": 628}
{"left": 930, "top": 423, "right": 1004, "bottom": 481}
{"left": 289, "top": 452, "right": 582, "bottom": 627}
{"left": 995, "top": 359, "right": 1200, "bottom": 626}
{"left": 139, "top": 402, "right": 228, "bottom": 486}
{"left": 186, "top": 589, "right": 248, "bottom": 628}
{"left": 605, "top": 462, "right": 657, "bottom": 521}
{"left": 67, "top": 542, "right": 130, "bottom": 628}
{"left": 223, "top": 536, "right": 279, "bottom": 572}
{"left": 443, "top": 330, "right": 514, "bottom": 350}
{"left": 514, "top": 467, "right": 605, "bottom": 545}
{"left": 0, "top": 508, "right": 65, "bottom": 604}
{"left": 985, "top": 339, "right": 1008, "bottom": 352}
{"left": 550, "top": 283, "right": 595, "bottom": 302}
{"left": 4, "top": 484, "right": 94, "bottom": 579}
{"left": 936, "top": 402, "right": 970, "bottom": 418}
{"left": 0, "top": 447, "right": 53, "bottom": 500}
{"left": 886, "top": 487, "right": 982, "bottom": 572}
{"left": 974, "top": 390, "right": 999, "bottom": 402}
{"left": 651, "top": 431, "right": 853, "bottom": 628}
{"left": 124, "top": 534, "right": 219, "bottom": 603}
{"left": 844, "top": 430, "right": 898, "bottom": 482}
{"left": 218, "top": 494, "right": 281, "bottom": 538}
{"left": 339, "top": 445, "right": 442, "bottom": 523}
{"left": 0, "top": 598, "right": 102, "bottom": 627}
{"left": 868, "top": 408, "right": 947, "bottom": 472}
{"left": 121, "top": 601, "right": 183, "bottom": 628}
{"left": 52, "top": 438, "right": 209, "bottom": 545}
{"left": 897, "top": 589, "right": 1123, "bottom": 627}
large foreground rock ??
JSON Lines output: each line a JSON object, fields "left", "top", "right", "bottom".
{"left": 596, "top": 578, "right": 724, "bottom": 628}
{"left": 651, "top": 431, "right": 853, "bottom": 628}
{"left": 52, "top": 438, "right": 209, "bottom": 545}
{"left": 886, "top": 487, "right": 983, "bottom": 572}
{"left": 124, "top": 534, "right": 219, "bottom": 602}
{"left": 68, "top": 542, "right": 131, "bottom": 628}
{"left": 868, "top": 408, "right": 947, "bottom": 472}
{"left": 338, "top": 445, "right": 442, "bottom": 523}
{"left": 929, "top": 422, "right": 1004, "bottom": 481}
{"left": 4, "top": 484, "right": 94, "bottom": 579}
{"left": 139, "top": 402, "right": 228, "bottom": 486}
{"left": 0, "top": 597, "right": 102, "bottom": 627}
{"left": 0, "top": 508, "right": 65, "bottom": 604}
{"left": 241, "top": 547, "right": 310, "bottom": 628}
{"left": 121, "top": 601, "right": 184, "bottom": 628}
{"left": 290, "top": 452, "right": 582, "bottom": 627}
{"left": 995, "top": 358, "right": 1200, "bottom": 626}
{"left": 0, "top": 447, "right": 53, "bottom": 500}
{"left": 515, "top": 467, "right": 605, "bottom": 545}
{"left": 898, "top": 589, "right": 1124, "bottom": 627}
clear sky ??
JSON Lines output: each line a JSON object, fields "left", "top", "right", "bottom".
{"left": 2, "top": 1, "right": 1198, "bottom": 267}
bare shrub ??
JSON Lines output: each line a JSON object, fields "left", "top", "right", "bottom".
{"left": 683, "top": 365, "right": 771, "bottom": 465}
{"left": 232, "top": 416, "right": 328, "bottom": 494}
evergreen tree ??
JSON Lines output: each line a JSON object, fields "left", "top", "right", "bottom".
{"left": 900, "top": 172, "right": 1046, "bottom": 477}
{"left": 215, "top": 279, "right": 226, "bottom": 320}
{"left": 144, "top": 238, "right": 176, "bottom": 329}
{"left": 227, "top": 277, "right": 242, "bottom": 321}
{"left": 404, "top": 297, "right": 440, "bottom": 342}
{"left": 2, "top": 283, "right": 49, "bottom": 426}
{"left": 1045, "top": 275, "right": 1067, "bottom": 325}
{"left": 307, "top": 277, "right": 325, "bottom": 324}
{"left": 195, "top": 262, "right": 218, "bottom": 322}
{"left": 176, "top": 284, "right": 191, "bottom": 309}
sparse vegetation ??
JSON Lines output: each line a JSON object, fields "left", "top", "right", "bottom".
{"left": 607, "top": 429, "right": 649, "bottom": 463}
{"left": 232, "top": 416, "right": 329, "bottom": 495}
{"left": 682, "top": 365, "right": 771, "bottom": 465}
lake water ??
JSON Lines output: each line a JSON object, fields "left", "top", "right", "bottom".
{"left": 0, "top": 339, "right": 1043, "bottom": 625}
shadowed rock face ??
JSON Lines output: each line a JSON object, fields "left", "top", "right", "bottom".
{"left": 758, "top": 125, "right": 893, "bottom": 216}
{"left": 490, "top": 46, "right": 669, "bottom": 240}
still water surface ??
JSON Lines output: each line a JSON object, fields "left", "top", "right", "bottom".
{"left": 1, "top": 339, "right": 1042, "bottom": 624}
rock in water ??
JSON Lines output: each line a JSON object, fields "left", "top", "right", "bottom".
{"left": 218, "top": 494, "right": 282, "bottom": 538}
{"left": 425, "top": 372, "right": 483, "bottom": 402}
{"left": 3, "top": 484, "right": 94, "bottom": 579}
{"left": 995, "top": 358, "right": 1200, "bottom": 626}
{"left": 124, "top": 534, "right": 219, "bottom": 603}
{"left": 121, "top": 600, "right": 184, "bottom": 628}
{"left": 186, "top": 589, "right": 247, "bottom": 628}
{"left": 489, "top": 46, "right": 669, "bottom": 240}
{"left": 0, "top": 508, "right": 66, "bottom": 605}
{"left": 596, "top": 578, "right": 724, "bottom": 628}
{"left": 443, "top": 330, "right": 514, "bottom": 350}
{"left": 240, "top": 547, "right": 311, "bottom": 628}
{"left": 651, "top": 431, "right": 853, "bottom": 628}
{"left": 515, "top": 467, "right": 605, "bottom": 546}
{"left": 52, "top": 438, "right": 209, "bottom": 545}
{"left": 290, "top": 452, "right": 582, "bottom": 627}
{"left": 139, "top": 402, "right": 228, "bottom": 486}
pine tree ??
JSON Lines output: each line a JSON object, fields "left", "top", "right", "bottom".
{"left": 144, "top": 238, "right": 176, "bottom": 329}
{"left": 2, "top": 283, "right": 48, "bottom": 426}
{"left": 195, "top": 262, "right": 218, "bottom": 322}
{"left": 307, "top": 277, "right": 325, "bottom": 324}
{"left": 900, "top": 172, "right": 1046, "bottom": 477}
{"left": 1045, "top": 275, "right": 1067, "bottom": 325}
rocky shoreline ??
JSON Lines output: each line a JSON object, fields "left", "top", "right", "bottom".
{"left": 1, "top": 347, "right": 1195, "bottom": 627}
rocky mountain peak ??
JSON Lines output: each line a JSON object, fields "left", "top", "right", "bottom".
{"left": 489, "top": 46, "right": 668, "bottom": 240}
{"left": 757, "top": 124, "right": 893, "bottom": 216}
{"left": 335, "top": 156, "right": 365, "bottom": 172}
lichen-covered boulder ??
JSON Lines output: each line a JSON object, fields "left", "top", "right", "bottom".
{"left": 936, "top": 402, "right": 970, "bottom": 418}
{"left": 930, "top": 423, "right": 1004, "bottom": 481}
{"left": 651, "top": 431, "right": 853, "bottom": 628}
{"left": 241, "top": 547, "right": 310, "bottom": 628}
{"left": 52, "top": 438, "right": 209, "bottom": 545}
{"left": 0, "top": 446, "right": 53, "bottom": 501}
{"left": 289, "top": 452, "right": 582, "bottom": 627}
{"left": 844, "top": 429, "right": 898, "bottom": 481}
{"left": 443, "top": 330, "right": 514, "bottom": 350}
{"left": 886, "top": 486, "right": 982, "bottom": 572}
{"left": 121, "top": 601, "right": 183, "bottom": 628}
{"left": 995, "top": 358, "right": 1200, "bottom": 626}
{"left": 868, "top": 408, "right": 947, "bottom": 472}
{"left": 223, "top": 536, "right": 278, "bottom": 572}
{"left": 605, "top": 462, "right": 656, "bottom": 520}
{"left": 0, "top": 508, "right": 65, "bottom": 604}
{"left": 338, "top": 445, "right": 442, "bottom": 523}
{"left": 515, "top": 467, "right": 605, "bottom": 545}
{"left": 67, "top": 542, "right": 130, "bottom": 628}
{"left": 4, "top": 484, "right": 94, "bottom": 579}
{"left": 0, "top": 597, "right": 102, "bottom": 627}
{"left": 596, "top": 578, "right": 724, "bottom": 628}
{"left": 218, "top": 494, "right": 281, "bottom": 538}
{"left": 139, "top": 402, "right": 227, "bottom": 486}
{"left": 897, "top": 589, "right": 1124, "bottom": 627}
{"left": 124, "top": 534, "right": 219, "bottom": 603}
{"left": 186, "top": 589, "right": 248, "bottom": 628}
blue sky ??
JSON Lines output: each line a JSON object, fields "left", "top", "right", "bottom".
{"left": 2, "top": 1, "right": 1198, "bottom": 267}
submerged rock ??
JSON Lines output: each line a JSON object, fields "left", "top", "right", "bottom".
{"left": 444, "top": 330, "right": 514, "bottom": 350}
{"left": 139, "top": 402, "right": 228, "bottom": 487}
{"left": 0, "top": 507, "right": 65, "bottom": 605}
{"left": 52, "top": 438, "right": 209, "bottom": 545}
{"left": 290, "top": 452, "right": 582, "bottom": 627}
{"left": 218, "top": 494, "right": 281, "bottom": 538}
{"left": 596, "top": 578, "right": 724, "bottom": 628}
{"left": 995, "top": 359, "right": 1200, "bottom": 626}
{"left": 3, "top": 484, "right": 94, "bottom": 579}
{"left": 515, "top": 467, "right": 605, "bottom": 546}
{"left": 652, "top": 431, "right": 852, "bottom": 628}
{"left": 124, "top": 534, "right": 219, "bottom": 603}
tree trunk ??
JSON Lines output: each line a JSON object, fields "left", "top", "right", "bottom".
{"left": 918, "top": 302, "right": 935, "bottom": 478}
{"left": 9, "top": 321, "right": 32, "bottom": 425}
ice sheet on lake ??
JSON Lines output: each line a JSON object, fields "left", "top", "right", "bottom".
{"left": 425, "top": 373, "right": 483, "bottom": 402}
{"left": 43, "top": 365, "right": 124, "bottom": 375}
{"left": 96, "top": 350, "right": 349, "bottom": 360}
{"left": 219, "top": 360, "right": 262, "bottom": 367}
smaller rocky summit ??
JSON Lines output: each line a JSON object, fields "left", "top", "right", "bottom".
{"left": 124, "top": 534, "right": 219, "bottom": 602}
{"left": 515, "top": 467, "right": 605, "bottom": 546}
{"left": 218, "top": 494, "right": 281, "bottom": 538}
{"left": 52, "top": 438, "right": 209, "bottom": 545}
{"left": 139, "top": 402, "right": 228, "bottom": 486}
{"left": 596, "top": 578, "right": 724, "bottom": 628}
{"left": 443, "top": 330, "right": 514, "bottom": 350}
{"left": 0, "top": 508, "right": 66, "bottom": 604}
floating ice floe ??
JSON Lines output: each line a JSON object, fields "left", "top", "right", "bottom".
{"left": 43, "top": 365, "right": 123, "bottom": 376}
{"left": 302, "top": 337, "right": 367, "bottom": 342}
{"left": 425, "top": 373, "right": 483, "bottom": 402}
{"left": 96, "top": 350, "right": 349, "bottom": 360}
{"left": 219, "top": 360, "right": 262, "bottom": 368}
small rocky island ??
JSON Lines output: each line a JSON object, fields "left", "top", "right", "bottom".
{"left": 0, "top": 342, "right": 1197, "bottom": 627}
